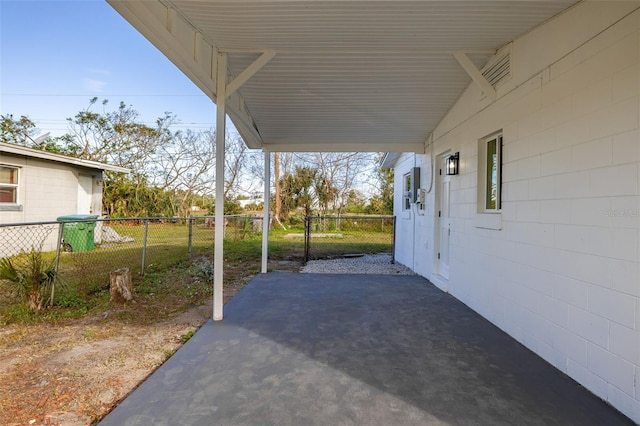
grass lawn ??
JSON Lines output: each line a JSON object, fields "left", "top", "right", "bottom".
{"left": 0, "top": 220, "right": 391, "bottom": 325}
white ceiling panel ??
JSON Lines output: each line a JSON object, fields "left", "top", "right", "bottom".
{"left": 107, "top": 0, "right": 577, "bottom": 152}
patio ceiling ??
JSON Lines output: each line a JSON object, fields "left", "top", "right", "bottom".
{"left": 107, "top": 0, "right": 577, "bottom": 153}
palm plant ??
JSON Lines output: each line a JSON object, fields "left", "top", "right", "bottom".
{"left": 0, "top": 249, "right": 59, "bottom": 311}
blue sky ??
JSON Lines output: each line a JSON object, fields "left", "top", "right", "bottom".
{"left": 0, "top": 0, "right": 221, "bottom": 138}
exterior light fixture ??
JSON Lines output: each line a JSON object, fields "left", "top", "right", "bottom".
{"left": 446, "top": 152, "right": 460, "bottom": 175}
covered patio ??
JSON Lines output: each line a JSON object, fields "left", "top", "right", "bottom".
{"left": 100, "top": 273, "right": 631, "bottom": 425}
{"left": 101, "top": 2, "right": 638, "bottom": 423}
{"left": 106, "top": 0, "right": 578, "bottom": 321}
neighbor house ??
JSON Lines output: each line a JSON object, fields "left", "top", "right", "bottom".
{"left": 0, "top": 142, "right": 128, "bottom": 254}
{"left": 383, "top": 3, "right": 640, "bottom": 421}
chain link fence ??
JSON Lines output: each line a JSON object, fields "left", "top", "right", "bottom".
{"left": 0, "top": 216, "right": 262, "bottom": 297}
{"left": 0, "top": 222, "right": 62, "bottom": 258}
{"left": 303, "top": 215, "right": 395, "bottom": 261}
{"left": 1, "top": 214, "right": 395, "bottom": 300}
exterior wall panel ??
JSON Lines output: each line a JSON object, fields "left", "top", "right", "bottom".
{"left": 389, "top": 2, "right": 640, "bottom": 421}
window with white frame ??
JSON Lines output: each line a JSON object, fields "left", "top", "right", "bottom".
{"left": 0, "top": 165, "right": 19, "bottom": 205}
{"left": 478, "top": 133, "right": 503, "bottom": 212}
{"left": 403, "top": 172, "right": 411, "bottom": 210}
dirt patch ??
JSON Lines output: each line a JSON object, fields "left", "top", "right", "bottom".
{"left": 0, "top": 258, "right": 303, "bottom": 426}
{"left": 0, "top": 304, "right": 211, "bottom": 426}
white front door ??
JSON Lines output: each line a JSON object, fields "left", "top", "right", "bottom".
{"left": 436, "top": 156, "right": 451, "bottom": 280}
{"left": 77, "top": 175, "right": 93, "bottom": 214}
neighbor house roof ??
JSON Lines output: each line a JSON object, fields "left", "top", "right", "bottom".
{"left": 0, "top": 142, "right": 130, "bottom": 173}
{"left": 107, "top": 0, "right": 577, "bottom": 153}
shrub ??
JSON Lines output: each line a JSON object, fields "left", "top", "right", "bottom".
{"left": 0, "top": 249, "right": 62, "bottom": 311}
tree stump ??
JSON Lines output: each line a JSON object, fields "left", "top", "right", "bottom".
{"left": 109, "top": 268, "right": 132, "bottom": 302}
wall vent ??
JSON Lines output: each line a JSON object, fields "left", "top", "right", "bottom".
{"left": 482, "top": 44, "right": 511, "bottom": 88}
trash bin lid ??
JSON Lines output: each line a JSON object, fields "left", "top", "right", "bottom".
{"left": 57, "top": 214, "right": 100, "bottom": 221}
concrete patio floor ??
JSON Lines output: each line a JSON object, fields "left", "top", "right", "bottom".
{"left": 100, "top": 272, "right": 633, "bottom": 425}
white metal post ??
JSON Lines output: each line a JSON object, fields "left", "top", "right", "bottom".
{"left": 261, "top": 150, "right": 271, "bottom": 273}
{"left": 210, "top": 49, "right": 274, "bottom": 320}
{"left": 213, "top": 52, "right": 227, "bottom": 321}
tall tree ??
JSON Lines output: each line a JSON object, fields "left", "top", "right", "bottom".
{"left": 1, "top": 114, "right": 38, "bottom": 145}
{"left": 223, "top": 133, "right": 248, "bottom": 199}
{"left": 150, "top": 129, "right": 216, "bottom": 217}
{"left": 298, "top": 152, "right": 375, "bottom": 215}
{"left": 1, "top": 114, "right": 84, "bottom": 155}
{"left": 64, "top": 97, "right": 175, "bottom": 168}
{"left": 63, "top": 98, "right": 261, "bottom": 216}
{"left": 370, "top": 153, "right": 394, "bottom": 215}
{"left": 279, "top": 166, "right": 317, "bottom": 219}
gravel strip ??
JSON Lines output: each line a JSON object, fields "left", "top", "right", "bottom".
{"left": 301, "top": 253, "right": 414, "bottom": 275}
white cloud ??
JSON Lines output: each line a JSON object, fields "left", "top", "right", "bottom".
{"left": 83, "top": 78, "right": 107, "bottom": 93}
{"left": 87, "top": 68, "right": 111, "bottom": 76}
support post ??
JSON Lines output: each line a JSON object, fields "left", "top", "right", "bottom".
{"left": 141, "top": 219, "right": 149, "bottom": 275}
{"left": 304, "top": 215, "right": 311, "bottom": 263}
{"left": 54, "top": 222, "right": 64, "bottom": 274}
{"left": 188, "top": 216, "right": 193, "bottom": 258}
{"left": 213, "top": 52, "right": 227, "bottom": 321}
{"left": 261, "top": 150, "right": 271, "bottom": 273}
{"left": 51, "top": 221, "right": 65, "bottom": 308}
{"left": 391, "top": 216, "right": 397, "bottom": 264}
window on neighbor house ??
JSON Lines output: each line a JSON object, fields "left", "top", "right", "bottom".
{"left": 479, "top": 133, "right": 503, "bottom": 211}
{"left": 403, "top": 172, "right": 411, "bottom": 210}
{"left": 0, "top": 165, "right": 19, "bottom": 205}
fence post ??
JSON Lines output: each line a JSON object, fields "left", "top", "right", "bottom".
{"left": 53, "top": 221, "right": 64, "bottom": 274}
{"left": 304, "top": 215, "right": 310, "bottom": 263}
{"left": 188, "top": 216, "right": 193, "bottom": 258}
{"left": 141, "top": 219, "right": 149, "bottom": 275}
{"left": 391, "top": 216, "right": 397, "bottom": 264}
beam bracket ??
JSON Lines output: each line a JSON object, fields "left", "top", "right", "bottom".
{"left": 225, "top": 50, "right": 276, "bottom": 97}
{"left": 454, "top": 51, "right": 496, "bottom": 101}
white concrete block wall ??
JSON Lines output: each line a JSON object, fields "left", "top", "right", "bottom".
{"left": 393, "top": 152, "right": 436, "bottom": 277}
{"left": 23, "top": 161, "right": 80, "bottom": 221}
{"left": 393, "top": 153, "right": 415, "bottom": 270}
{"left": 391, "top": 2, "right": 640, "bottom": 422}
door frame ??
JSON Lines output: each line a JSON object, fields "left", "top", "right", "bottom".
{"left": 433, "top": 151, "right": 453, "bottom": 287}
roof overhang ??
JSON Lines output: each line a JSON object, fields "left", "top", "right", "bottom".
{"left": 381, "top": 152, "right": 402, "bottom": 169}
{"left": 0, "top": 142, "right": 131, "bottom": 173}
{"left": 107, "top": 0, "right": 577, "bottom": 153}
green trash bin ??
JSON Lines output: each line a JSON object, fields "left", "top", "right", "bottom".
{"left": 57, "top": 214, "right": 99, "bottom": 252}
